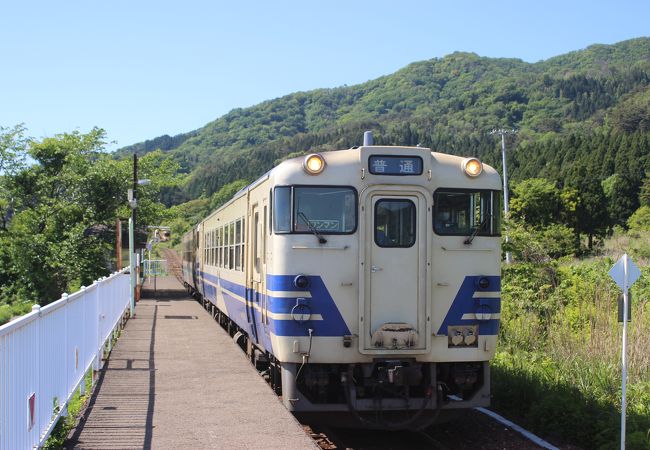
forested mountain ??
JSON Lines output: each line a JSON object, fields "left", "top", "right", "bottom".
{"left": 116, "top": 37, "right": 650, "bottom": 217}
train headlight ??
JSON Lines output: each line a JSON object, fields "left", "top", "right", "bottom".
{"left": 303, "top": 154, "right": 326, "bottom": 175}
{"left": 462, "top": 158, "right": 483, "bottom": 177}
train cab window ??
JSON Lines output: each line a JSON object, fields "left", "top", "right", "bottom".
{"left": 434, "top": 189, "right": 501, "bottom": 236}
{"left": 273, "top": 187, "right": 291, "bottom": 232}
{"left": 273, "top": 186, "right": 357, "bottom": 234}
{"left": 374, "top": 199, "right": 416, "bottom": 248}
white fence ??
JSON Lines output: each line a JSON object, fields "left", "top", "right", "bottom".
{"left": 0, "top": 269, "right": 131, "bottom": 450}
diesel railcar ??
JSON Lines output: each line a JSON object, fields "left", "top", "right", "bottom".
{"left": 182, "top": 132, "right": 502, "bottom": 429}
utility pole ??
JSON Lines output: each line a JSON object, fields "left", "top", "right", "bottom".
{"left": 116, "top": 218, "right": 122, "bottom": 270}
{"left": 128, "top": 154, "right": 138, "bottom": 317}
{"left": 127, "top": 154, "right": 151, "bottom": 317}
{"left": 133, "top": 154, "right": 138, "bottom": 235}
{"left": 490, "top": 128, "right": 517, "bottom": 264}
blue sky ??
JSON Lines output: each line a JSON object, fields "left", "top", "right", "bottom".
{"left": 1, "top": 0, "right": 648, "bottom": 151}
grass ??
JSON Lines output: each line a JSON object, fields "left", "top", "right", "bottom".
{"left": 493, "top": 254, "right": 650, "bottom": 449}
{"left": 44, "top": 369, "right": 94, "bottom": 448}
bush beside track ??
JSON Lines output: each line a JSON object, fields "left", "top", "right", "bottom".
{"left": 492, "top": 258, "right": 650, "bottom": 449}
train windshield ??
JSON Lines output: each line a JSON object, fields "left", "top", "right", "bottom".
{"left": 434, "top": 189, "right": 501, "bottom": 236}
{"left": 274, "top": 186, "right": 357, "bottom": 234}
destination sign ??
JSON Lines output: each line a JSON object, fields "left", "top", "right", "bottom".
{"left": 368, "top": 155, "right": 423, "bottom": 175}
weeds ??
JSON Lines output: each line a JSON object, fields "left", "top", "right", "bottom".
{"left": 45, "top": 369, "right": 93, "bottom": 448}
{"left": 494, "top": 256, "right": 650, "bottom": 449}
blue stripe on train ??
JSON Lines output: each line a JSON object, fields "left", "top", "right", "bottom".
{"left": 197, "top": 271, "right": 500, "bottom": 340}
{"left": 267, "top": 275, "right": 351, "bottom": 337}
{"left": 196, "top": 271, "right": 350, "bottom": 339}
{"left": 437, "top": 275, "right": 501, "bottom": 336}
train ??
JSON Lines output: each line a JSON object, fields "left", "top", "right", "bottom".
{"left": 182, "top": 131, "right": 502, "bottom": 429}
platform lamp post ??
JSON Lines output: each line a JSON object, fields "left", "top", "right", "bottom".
{"left": 490, "top": 128, "right": 517, "bottom": 264}
{"left": 127, "top": 153, "right": 150, "bottom": 317}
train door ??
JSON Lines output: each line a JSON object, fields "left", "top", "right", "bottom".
{"left": 261, "top": 200, "right": 269, "bottom": 337}
{"left": 198, "top": 223, "right": 206, "bottom": 298}
{"left": 360, "top": 188, "right": 430, "bottom": 354}
{"left": 248, "top": 202, "right": 266, "bottom": 343}
{"left": 191, "top": 226, "right": 200, "bottom": 295}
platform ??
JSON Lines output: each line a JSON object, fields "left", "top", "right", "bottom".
{"left": 66, "top": 276, "right": 317, "bottom": 449}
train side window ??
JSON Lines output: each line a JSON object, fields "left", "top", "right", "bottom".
{"left": 235, "top": 219, "right": 242, "bottom": 271}
{"left": 274, "top": 187, "right": 291, "bottom": 233}
{"left": 374, "top": 199, "right": 416, "bottom": 248}
{"left": 209, "top": 230, "right": 213, "bottom": 266}
{"left": 219, "top": 226, "right": 224, "bottom": 268}
{"left": 224, "top": 224, "right": 230, "bottom": 268}
{"left": 229, "top": 222, "right": 235, "bottom": 270}
{"left": 211, "top": 229, "right": 217, "bottom": 266}
{"left": 241, "top": 218, "right": 246, "bottom": 272}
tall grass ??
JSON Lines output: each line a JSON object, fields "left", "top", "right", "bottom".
{"left": 493, "top": 258, "right": 650, "bottom": 449}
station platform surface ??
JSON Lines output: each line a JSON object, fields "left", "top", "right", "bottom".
{"left": 66, "top": 276, "right": 317, "bottom": 449}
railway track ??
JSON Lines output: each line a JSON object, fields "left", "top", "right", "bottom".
{"left": 305, "top": 408, "right": 556, "bottom": 449}
{"left": 306, "top": 425, "right": 451, "bottom": 450}
{"left": 159, "top": 247, "right": 183, "bottom": 284}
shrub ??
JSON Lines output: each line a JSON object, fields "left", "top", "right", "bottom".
{"left": 495, "top": 257, "right": 650, "bottom": 449}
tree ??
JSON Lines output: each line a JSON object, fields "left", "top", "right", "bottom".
{"left": 638, "top": 173, "right": 650, "bottom": 206}
{"left": 0, "top": 124, "right": 28, "bottom": 230}
{"left": 0, "top": 128, "right": 181, "bottom": 308}
{"left": 627, "top": 205, "right": 650, "bottom": 231}
{"left": 567, "top": 165, "right": 609, "bottom": 249}
{"left": 509, "top": 178, "right": 562, "bottom": 228}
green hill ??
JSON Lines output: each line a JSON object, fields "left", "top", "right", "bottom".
{"left": 116, "top": 37, "right": 650, "bottom": 204}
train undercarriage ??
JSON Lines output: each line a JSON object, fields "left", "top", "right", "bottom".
{"left": 186, "top": 284, "right": 489, "bottom": 430}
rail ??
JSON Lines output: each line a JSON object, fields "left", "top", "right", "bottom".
{"left": 0, "top": 268, "right": 131, "bottom": 450}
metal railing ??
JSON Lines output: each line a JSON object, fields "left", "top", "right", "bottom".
{"left": 143, "top": 259, "right": 167, "bottom": 294}
{"left": 0, "top": 268, "right": 131, "bottom": 450}
{"left": 143, "top": 259, "right": 167, "bottom": 277}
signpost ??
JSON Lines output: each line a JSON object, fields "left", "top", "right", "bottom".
{"left": 608, "top": 253, "right": 641, "bottom": 450}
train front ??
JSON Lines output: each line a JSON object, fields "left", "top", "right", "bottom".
{"left": 267, "top": 139, "right": 502, "bottom": 428}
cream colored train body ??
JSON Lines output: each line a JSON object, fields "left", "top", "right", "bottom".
{"left": 182, "top": 138, "right": 502, "bottom": 428}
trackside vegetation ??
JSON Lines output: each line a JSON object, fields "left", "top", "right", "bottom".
{"left": 0, "top": 126, "right": 180, "bottom": 324}
{"left": 493, "top": 225, "right": 650, "bottom": 449}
